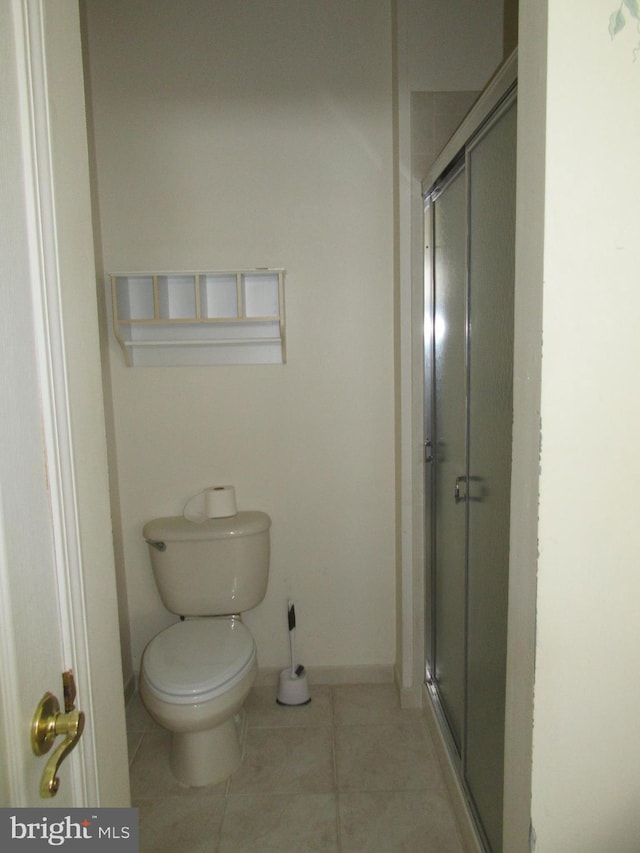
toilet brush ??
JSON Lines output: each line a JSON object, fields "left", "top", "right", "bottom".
{"left": 276, "top": 600, "right": 311, "bottom": 705}
{"left": 288, "top": 600, "right": 304, "bottom": 679}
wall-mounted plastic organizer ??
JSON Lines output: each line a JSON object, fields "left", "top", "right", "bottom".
{"left": 110, "top": 269, "right": 285, "bottom": 366}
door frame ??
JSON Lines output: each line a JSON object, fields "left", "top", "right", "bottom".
{"left": 0, "top": 0, "right": 129, "bottom": 805}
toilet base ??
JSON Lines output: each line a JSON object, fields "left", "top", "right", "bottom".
{"left": 170, "top": 710, "right": 247, "bottom": 787}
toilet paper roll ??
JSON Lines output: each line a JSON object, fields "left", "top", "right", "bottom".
{"left": 205, "top": 485, "right": 237, "bottom": 518}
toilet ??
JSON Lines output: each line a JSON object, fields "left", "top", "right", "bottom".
{"left": 139, "top": 510, "right": 271, "bottom": 787}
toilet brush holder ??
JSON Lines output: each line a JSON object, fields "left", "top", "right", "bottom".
{"left": 276, "top": 667, "right": 311, "bottom": 706}
{"left": 277, "top": 600, "right": 311, "bottom": 706}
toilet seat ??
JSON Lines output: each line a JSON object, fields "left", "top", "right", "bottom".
{"left": 142, "top": 618, "right": 256, "bottom": 705}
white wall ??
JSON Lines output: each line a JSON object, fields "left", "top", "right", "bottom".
{"left": 503, "top": 1, "right": 546, "bottom": 846}
{"left": 521, "top": 1, "right": 640, "bottom": 848}
{"left": 406, "top": 0, "right": 504, "bottom": 91}
{"left": 84, "top": 0, "right": 395, "bottom": 675}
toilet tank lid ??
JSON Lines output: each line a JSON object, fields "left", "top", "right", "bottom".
{"left": 143, "top": 510, "right": 271, "bottom": 542}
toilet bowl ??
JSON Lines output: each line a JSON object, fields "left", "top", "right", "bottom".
{"left": 139, "top": 508, "right": 271, "bottom": 787}
{"left": 140, "top": 617, "right": 257, "bottom": 787}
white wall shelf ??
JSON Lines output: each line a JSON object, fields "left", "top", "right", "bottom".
{"left": 110, "top": 269, "right": 285, "bottom": 366}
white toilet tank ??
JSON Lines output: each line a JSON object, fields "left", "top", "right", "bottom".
{"left": 143, "top": 511, "right": 271, "bottom": 616}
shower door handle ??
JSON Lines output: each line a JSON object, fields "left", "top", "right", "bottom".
{"left": 455, "top": 474, "right": 485, "bottom": 503}
{"left": 454, "top": 475, "right": 467, "bottom": 503}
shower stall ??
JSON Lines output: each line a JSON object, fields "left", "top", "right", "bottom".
{"left": 422, "top": 56, "right": 517, "bottom": 853}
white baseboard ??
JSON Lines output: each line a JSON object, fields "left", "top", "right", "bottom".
{"left": 394, "top": 666, "right": 423, "bottom": 708}
{"left": 255, "top": 664, "right": 394, "bottom": 687}
{"left": 128, "top": 665, "right": 394, "bottom": 692}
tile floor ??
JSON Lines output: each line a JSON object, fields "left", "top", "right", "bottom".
{"left": 127, "top": 682, "right": 465, "bottom": 852}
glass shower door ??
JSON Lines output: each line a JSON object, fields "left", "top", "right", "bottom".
{"left": 424, "top": 90, "right": 517, "bottom": 853}
{"left": 430, "top": 166, "right": 468, "bottom": 756}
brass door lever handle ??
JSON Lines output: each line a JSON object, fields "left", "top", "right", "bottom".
{"left": 31, "top": 691, "right": 85, "bottom": 797}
